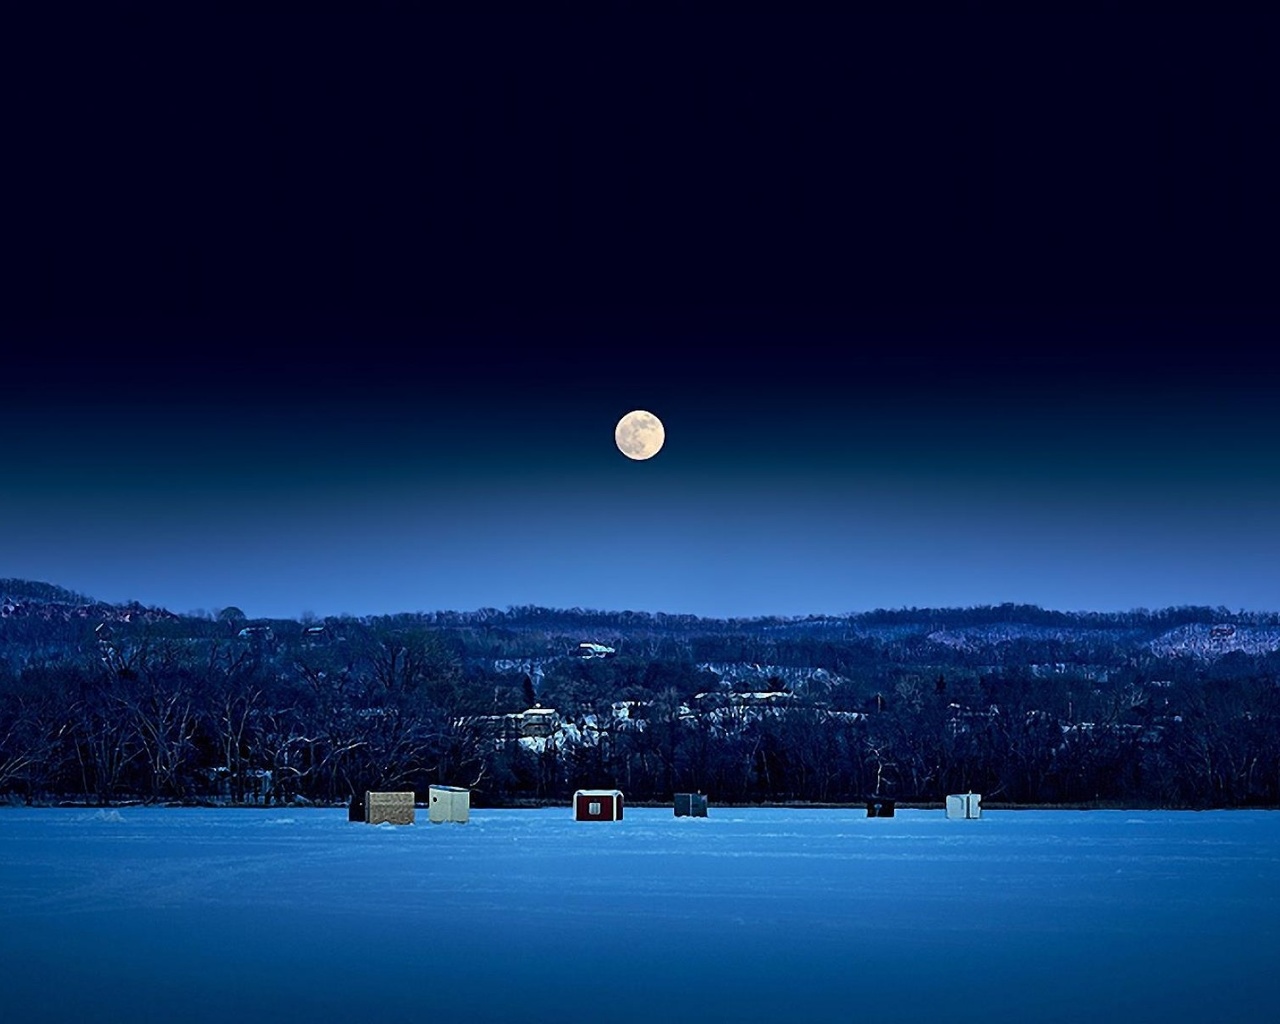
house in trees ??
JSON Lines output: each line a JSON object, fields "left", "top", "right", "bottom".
{"left": 470, "top": 705, "right": 562, "bottom": 748}
{"left": 209, "top": 767, "right": 273, "bottom": 805}
{"left": 521, "top": 705, "right": 558, "bottom": 738}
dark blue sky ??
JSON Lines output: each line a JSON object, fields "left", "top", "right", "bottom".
{"left": 2, "top": 3, "right": 1278, "bottom": 620}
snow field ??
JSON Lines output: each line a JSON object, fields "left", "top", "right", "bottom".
{"left": 1, "top": 807, "right": 1276, "bottom": 1023}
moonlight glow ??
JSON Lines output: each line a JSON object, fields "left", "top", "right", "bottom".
{"left": 615, "top": 410, "right": 665, "bottom": 460}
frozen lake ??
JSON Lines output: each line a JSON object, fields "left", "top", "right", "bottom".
{"left": 2, "top": 807, "right": 1276, "bottom": 1023}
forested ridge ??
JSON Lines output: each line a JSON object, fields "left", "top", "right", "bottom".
{"left": 3, "top": 579, "right": 1279, "bottom": 809}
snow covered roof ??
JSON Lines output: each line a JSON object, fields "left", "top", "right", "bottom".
{"left": 693, "top": 691, "right": 794, "bottom": 702}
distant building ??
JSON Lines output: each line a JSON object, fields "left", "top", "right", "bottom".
{"left": 521, "top": 705, "right": 558, "bottom": 739}
{"left": 210, "top": 767, "right": 273, "bottom": 805}
{"left": 301, "top": 625, "right": 327, "bottom": 645}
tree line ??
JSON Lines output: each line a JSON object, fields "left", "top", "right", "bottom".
{"left": 2, "top": 587, "right": 1279, "bottom": 808}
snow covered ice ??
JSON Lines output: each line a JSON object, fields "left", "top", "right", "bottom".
{"left": 2, "top": 807, "right": 1276, "bottom": 1023}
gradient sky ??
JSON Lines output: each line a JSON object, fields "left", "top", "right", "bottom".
{"left": 3, "top": 4, "right": 1278, "bottom": 620}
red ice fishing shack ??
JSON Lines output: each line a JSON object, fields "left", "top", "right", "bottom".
{"left": 574, "top": 789, "right": 624, "bottom": 821}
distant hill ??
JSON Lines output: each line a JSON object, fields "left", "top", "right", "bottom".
{"left": 0, "top": 579, "right": 94, "bottom": 604}
{"left": 3, "top": 579, "right": 1278, "bottom": 668}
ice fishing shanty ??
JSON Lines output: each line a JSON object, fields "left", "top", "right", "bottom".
{"left": 674, "top": 792, "right": 708, "bottom": 817}
{"left": 428, "top": 784, "right": 470, "bottom": 824}
{"left": 574, "top": 789, "right": 624, "bottom": 821}
{"left": 946, "top": 792, "right": 983, "bottom": 819}
{"left": 364, "top": 790, "right": 415, "bottom": 825}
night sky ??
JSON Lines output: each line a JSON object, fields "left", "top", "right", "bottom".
{"left": 3, "top": 3, "right": 1278, "bottom": 620}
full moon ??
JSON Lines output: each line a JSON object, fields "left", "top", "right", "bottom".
{"left": 615, "top": 409, "right": 665, "bottom": 460}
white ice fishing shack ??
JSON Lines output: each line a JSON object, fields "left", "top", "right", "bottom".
{"left": 428, "top": 785, "right": 470, "bottom": 824}
{"left": 946, "top": 793, "right": 982, "bottom": 819}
